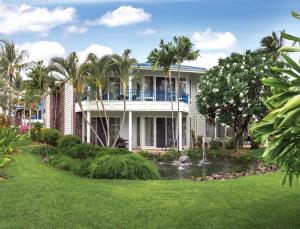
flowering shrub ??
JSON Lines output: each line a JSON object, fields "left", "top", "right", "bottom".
{"left": 197, "top": 50, "right": 283, "bottom": 149}
{"left": 19, "top": 125, "right": 30, "bottom": 134}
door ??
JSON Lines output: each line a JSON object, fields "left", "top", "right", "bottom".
{"left": 156, "top": 118, "right": 166, "bottom": 147}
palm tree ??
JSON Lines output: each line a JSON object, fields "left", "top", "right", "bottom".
{"left": 110, "top": 49, "right": 137, "bottom": 147}
{"left": 49, "top": 52, "right": 104, "bottom": 146}
{"left": 148, "top": 40, "right": 177, "bottom": 147}
{"left": 26, "top": 61, "right": 52, "bottom": 128}
{"left": 173, "top": 36, "right": 200, "bottom": 148}
{"left": 85, "top": 53, "right": 112, "bottom": 146}
{"left": 260, "top": 31, "right": 284, "bottom": 58}
{"left": 0, "top": 40, "right": 28, "bottom": 119}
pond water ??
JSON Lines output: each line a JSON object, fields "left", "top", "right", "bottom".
{"left": 155, "top": 159, "right": 258, "bottom": 179}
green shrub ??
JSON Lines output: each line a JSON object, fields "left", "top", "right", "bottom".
{"left": 49, "top": 154, "right": 81, "bottom": 171}
{"left": 186, "top": 148, "right": 202, "bottom": 160}
{"left": 40, "top": 128, "right": 61, "bottom": 146}
{"left": 223, "top": 137, "right": 235, "bottom": 149}
{"left": 0, "top": 128, "right": 23, "bottom": 155}
{"left": 32, "top": 146, "right": 58, "bottom": 157}
{"left": 91, "top": 154, "right": 160, "bottom": 180}
{"left": 138, "top": 150, "right": 154, "bottom": 159}
{"left": 58, "top": 135, "right": 81, "bottom": 149}
{"left": 30, "top": 122, "right": 43, "bottom": 141}
{"left": 209, "top": 137, "right": 223, "bottom": 149}
{"left": 206, "top": 148, "right": 233, "bottom": 159}
{"left": 96, "top": 147, "right": 131, "bottom": 157}
{"left": 156, "top": 148, "right": 180, "bottom": 161}
{"left": 0, "top": 156, "right": 11, "bottom": 170}
{"left": 67, "top": 143, "right": 98, "bottom": 159}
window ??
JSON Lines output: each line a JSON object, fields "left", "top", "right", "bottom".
{"left": 179, "top": 78, "right": 186, "bottom": 93}
{"left": 144, "top": 76, "right": 153, "bottom": 91}
{"left": 145, "top": 117, "right": 154, "bottom": 146}
{"left": 109, "top": 118, "right": 120, "bottom": 145}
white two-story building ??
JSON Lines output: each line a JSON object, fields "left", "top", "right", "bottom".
{"left": 44, "top": 63, "right": 212, "bottom": 151}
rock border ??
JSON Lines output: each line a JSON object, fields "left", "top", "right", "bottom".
{"left": 188, "top": 165, "right": 278, "bottom": 181}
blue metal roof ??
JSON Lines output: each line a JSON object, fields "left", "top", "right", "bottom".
{"left": 132, "top": 62, "right": 205, "bottom": 73}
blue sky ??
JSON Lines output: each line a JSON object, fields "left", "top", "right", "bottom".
{"left": 2, "top": 0, "right": 299, "bottom": 68}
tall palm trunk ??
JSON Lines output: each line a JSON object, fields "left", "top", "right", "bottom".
{"left": 112, "top": 83, "right": 127, "bottom": 147}
{"left": 95, "top": 88, "right": 109, "bottom": 146}
{"left": 168, "top": 70, "right": 175, "bottom": 147}
{"left": 75, "top": 91, "right": 104, "bottom": 146}
{"left": 54, "top": 91, "right": 58, "bottom": 128}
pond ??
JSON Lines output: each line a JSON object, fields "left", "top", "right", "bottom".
{"left": 155, "top": 158, "right": 258, "bottom": 179}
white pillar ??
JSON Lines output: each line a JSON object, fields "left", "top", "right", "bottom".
{"left": 87, "top": 111, "right": 91, "bottom": 143}
{"left": 214, "top": 117, "right": 217, "bottom": 138}
{"left": 81, "top": 112, "right": 85, "bottom": 142}
{"left": 128, "top": 111, "right": 132, "bottom": 151}
{"left": 141, "top": 117, "right": 145, "bottom": 149}
{"left": 179, "top": 111, "right": 182, "bottom": 151}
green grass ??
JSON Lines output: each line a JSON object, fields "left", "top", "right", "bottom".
{"left": 0, "top": 146, "right": 299, "bottom": 229}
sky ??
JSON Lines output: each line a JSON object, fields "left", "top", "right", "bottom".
{"left": 1, "top": 0, "right": 299, "bottom": 69}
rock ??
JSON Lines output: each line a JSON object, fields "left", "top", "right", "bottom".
{"left": 178, "top": 155, "right": 190, "bottom": 163}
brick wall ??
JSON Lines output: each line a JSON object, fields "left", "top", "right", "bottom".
{"left": 50, "top": 84, "right": 65, "bottom": 134}
{"left": 74, "top": 112, "right": 82, "bottom": 139}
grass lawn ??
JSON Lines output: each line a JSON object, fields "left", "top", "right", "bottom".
{"left": 0, "top": 145, "right": 299, "bottom": 229}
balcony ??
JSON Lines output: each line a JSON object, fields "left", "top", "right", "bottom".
{"left": 82, "top": 89, "right": 189, "bottom": 104}
{"left": 76, "top": 89, "right": 190, "bottom": 113}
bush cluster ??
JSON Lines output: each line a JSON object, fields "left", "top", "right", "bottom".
{"left": 186, "top": 148, "right": 202, "bottom": 160}
{"left": 32, "top": 146, "right": 58, "bottom": 157}
{"left": 67, "top": 143, "right": 99, "bottom": 159}
{"left": 30, "top": 122, "right": 43, "bottom": 141}
{"left": 32, "top": 132, "right": 161, "bottom": 180}
{"left": 40, "top": 128, "right": 61, "bottom": 146}
{"left": 49, "top": 151, "right": 160, "bottom": 180}
{"left": 58, "top": 135, "right": 81, "bottom": 149}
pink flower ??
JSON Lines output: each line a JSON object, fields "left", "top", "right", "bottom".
{"left": 19, "top": 125, "right": 30, "bottom": 134}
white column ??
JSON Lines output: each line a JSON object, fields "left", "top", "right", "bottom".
{"left": 214, "top": 117, "right": 217, "bottom": 138}
{"left": 179, "top": 111, "right": 182, "bottom": 151}
{"left": 87, "top": 111, "right": 91, "bottom": 143}
{"left": 128, "top": 111, "right": 132, "bottom": 151}
{"left": 141, "top": 117, "right": 145, "bottom": 149}
{"left": 81, "top": 113, "right": 85, "bottom": 142}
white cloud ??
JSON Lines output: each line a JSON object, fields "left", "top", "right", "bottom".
{"left": 17, "top": 41, "right": 65, "bottom": 63}
{"left": 0, "top": 2, "right": 76, "bottom": 35}
{"left": 184, "top": 52, "right": 227, "bottom": 69}
{"left": 87, "top": 5, "right": 151, "bottom": 27}
{"left": 137, "top": 28, "right": 155, "bottom": 36}
{"left": 65, "top": 25, "right": 88, "bottom": 34}
{"left": 192, "top": 28, "right": 237, "bottom": 50}
{"left": 78, "top": 44, "right": 113, "bottom": 63}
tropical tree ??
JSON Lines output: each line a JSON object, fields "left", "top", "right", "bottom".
{"left": 85, "top": 53, "right": 112, "bottom": 146}
{"left": 49, "top": 52, "right": 104, "bottom": 146}
{"left": 197, "top": 50, "right": 282, "bottom": 149}
{"left": 252, "top": 11, "right": 300, "bottom": 185}
{"left": 0, "top": 40, "right": 28, "bottom": 119}
{"left": 148, "top": 40, "right": 177, "bottom": 146}
{"left": 260, "top": 31, "right": 284, "bottom": 58}
{"left": 173, "top": 36, "right": 200, "bottom": 147}
{"left": 110, "top": 49, "right": 137, "bottom": 147}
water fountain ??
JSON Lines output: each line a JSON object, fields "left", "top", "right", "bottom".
{"left": 198, "top": 136, "right": 210, "bottom": 165}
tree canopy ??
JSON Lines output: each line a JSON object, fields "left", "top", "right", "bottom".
{"left": 197, "top": 50, "right": 283, "bottom": 148}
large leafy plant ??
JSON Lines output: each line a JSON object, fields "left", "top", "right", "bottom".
{"left": 0, "top": 128, "right": 23, "bottom": 172}
{"left": 197, "top": 50, "right": 282, "bottom": 149}
{"left": 252, "top": 11, "right": 300, "bottom": 185}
